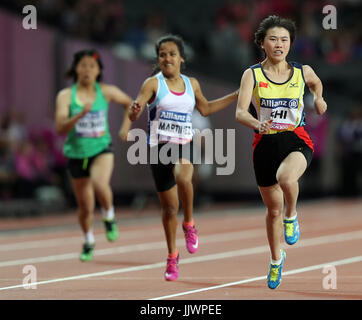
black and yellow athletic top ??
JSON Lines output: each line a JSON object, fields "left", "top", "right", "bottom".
{"left": 250, "top": 62, "right": 306, "bottom": 134}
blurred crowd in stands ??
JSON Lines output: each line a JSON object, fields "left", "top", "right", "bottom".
{"left": 0, "top": 110, "right": 69, "bottom": 201}
{"left": 336, "top": 105, "right": 362, "bottom": 197}
{"left": 2, "top": 0, "right": 362, "bottom": 69}
{"left": 1, "top": 103, "right": 361, "bottom": 201}
{"left": 1, "top": 0, "right": 361, "bottom": 201}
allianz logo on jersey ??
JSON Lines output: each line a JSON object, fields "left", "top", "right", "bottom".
{"left": 159, "top": 110, "right": 191, "bottom": 122}
{"left": 260, "top": 98, "right": 299, "bottom": 109}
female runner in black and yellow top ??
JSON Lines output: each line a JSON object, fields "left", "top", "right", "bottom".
{"left": 236, "top": 16, "right": 327, "bottom": 289}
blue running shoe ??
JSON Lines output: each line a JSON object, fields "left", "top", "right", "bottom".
{"left": 283, "top": 215, "right": 300, "bottom": 245}
{"left": 267, "top": 249, "right": 286, "bottom": 289}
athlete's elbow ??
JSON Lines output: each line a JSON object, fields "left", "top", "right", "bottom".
{"left": 236, "top": 110, "right": 245, "bottom": 123}
{"left": 55, "top": 125, "right": 67, "bottom": 135}
{"left": 199, "top": 108, "right": 209, "bottom": 117}
{"left": 235, "top": 113, "right": 242, "bottom": 123}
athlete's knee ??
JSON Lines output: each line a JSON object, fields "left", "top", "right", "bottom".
{"left": 93, "top": 179, "right": 111, "bottom": 194}
{"left": 267, "top": 208, "right": 283, "bottom": 219}
{"left": 77, "top": 206, "right": 93, "bottom": 219}
{"left": 162, "top": 203, "right": 179, "bottom": 217}
{"left": 175, "top": 175, "right": 192, "bottom": 189}
{"left": 277, "top": 174, "right": 297, "bottom": 190}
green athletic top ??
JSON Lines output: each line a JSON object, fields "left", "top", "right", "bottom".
{"left": 63, "top": 82, "right": 111, "bottom": 159}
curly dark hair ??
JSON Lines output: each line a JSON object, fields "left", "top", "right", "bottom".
{"left": 151, "top": 34, "right": 186, "bottom": 76}
{"left": 254, "top": 15, "right": 296, "bottom": 49}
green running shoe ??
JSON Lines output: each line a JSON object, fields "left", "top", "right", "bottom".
{"left": 267, "top": 249, "right": 286, "bottom": 289}
{"left": 80, "top": 243, "right": 94, "bottom": 262}
{"left": 104, "top": 219, "right": 118, "bottom": 242}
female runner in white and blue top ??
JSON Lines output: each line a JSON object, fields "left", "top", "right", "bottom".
{"left": 129, "top": 34, "right": 239, "bottom": 281}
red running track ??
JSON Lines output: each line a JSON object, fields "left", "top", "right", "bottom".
{"left": 0, "top": 198, "right": 361, "bottom": 300}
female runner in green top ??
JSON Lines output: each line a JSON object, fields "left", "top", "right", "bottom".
{"left": 55, "top": 49, "right": 132, "bottom": 261}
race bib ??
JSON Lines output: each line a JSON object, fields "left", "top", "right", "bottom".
{"left": 156, "top": 111, "right": 193, "bottom": 139}
{"left": 260, "top": 98, "right": 300, "bottom": 131}
{"left": 75, "top": 110, "right": 106, "bottom": 137}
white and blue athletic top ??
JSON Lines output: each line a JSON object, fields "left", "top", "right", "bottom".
{"left": 147, "top": 71, "right": 196, "bottom": 146}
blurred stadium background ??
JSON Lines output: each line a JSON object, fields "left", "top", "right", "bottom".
{"left": 0, "top": 0, "right": 361, "bottom": 217}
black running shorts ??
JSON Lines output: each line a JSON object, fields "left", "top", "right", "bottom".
{"left": 67, "top": 144, "right": 114, "bottom": 179}
{"left": 149, "top": 142, "right": 194, "bottom": 192}
{"left": 253, "top": 129, "right": 313, "bottom": 187}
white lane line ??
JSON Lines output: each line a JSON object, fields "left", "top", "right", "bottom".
{"left": 0, "top": 262, "right": 165, "bottom": 291}
{"left": 0, "top": 229, "right": 265, "bottom": 267}
{"left": 1, "top": 230, "right": 362, "bottom": 291}
{"left": 0, "top": 229, "right": 162, "bottom": 251}
{"left": 150, "top": 255, "right": 362, "bottom": 300}
{"left": 1, "top": 228, "right": 362, "bottom": 268}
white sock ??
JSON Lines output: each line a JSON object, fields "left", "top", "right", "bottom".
{"left": 84, "top": 230, "right": 95, "bottom": 244}
{"left": 285, "top": 213, "right": 297, "bottom": 221}
{"left": 101, "top": 206, "right": 115, "bottom": 221}
{"left": 271, "top": 257, "right": 282, "bottom": 265}
{"left": 271, "top": 249, "right": 284, "bottom": 265}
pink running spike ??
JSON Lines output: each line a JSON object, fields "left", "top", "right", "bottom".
{"left": 183, "top": 225, "right": 199, "bottom": 254}
{"left": 164, "top": 254, "right": 179, "bottom": 281}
